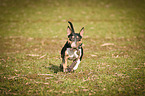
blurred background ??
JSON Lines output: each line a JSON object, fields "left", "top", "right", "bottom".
{"left": 0, "top": 0, "right": 144, "bottom": 38}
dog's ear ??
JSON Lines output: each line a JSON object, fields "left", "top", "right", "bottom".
{"left": 67, "top": 26, "right": 72, "bottom": 36}
{"left": 79, "top": 27, "right": 84, "bottom": 37}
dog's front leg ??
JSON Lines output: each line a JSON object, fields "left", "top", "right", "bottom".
{"left": 73, "top": 59, "right": 80, "bottom": 70}
{"left": 67, "top": 58, "right": 80, "bottom": 72}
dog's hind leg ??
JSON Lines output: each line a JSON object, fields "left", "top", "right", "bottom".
{"left": 62, "top": 57, "right": 68, "bottom": 72}
{"left": 60, "top": 58, "right": 64, "bottom": 71}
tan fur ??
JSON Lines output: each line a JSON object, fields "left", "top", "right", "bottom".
{"left": 63, "top": 51, "right": 68, "bottom": 72}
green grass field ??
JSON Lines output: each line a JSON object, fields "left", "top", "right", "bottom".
{"left": 0, "top": 0, "right": 145, "bottom": 95}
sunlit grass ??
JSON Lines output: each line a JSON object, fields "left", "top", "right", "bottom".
{"left": 0, "top": 0, "right": 144, "bottom": 95}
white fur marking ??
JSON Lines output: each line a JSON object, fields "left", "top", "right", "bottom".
{"left": 73, "top": 59, "right": 80, "bottom": 70}
{"left": 71, "top": 42, "right": 76, "bottom": 48}
{"left": 66, "top": 48, "right": 82, "bottom": 70}
{"left": 67, "top": 48, "right": 79, "bottom": 59}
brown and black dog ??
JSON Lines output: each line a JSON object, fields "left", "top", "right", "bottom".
{"left": 60, "top": 21, "right": 84, "bottom": 72}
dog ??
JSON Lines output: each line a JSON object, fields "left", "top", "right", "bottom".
{"left": 60, "top": 21, "right": 84, "bottom": 72}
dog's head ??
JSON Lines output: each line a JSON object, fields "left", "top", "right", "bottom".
{"left": 67, "top": 21, "right": 84, "bottom": 49}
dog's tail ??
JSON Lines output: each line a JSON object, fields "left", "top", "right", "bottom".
{"left": 68, "top": 21, "right": 75, "bottom": 33}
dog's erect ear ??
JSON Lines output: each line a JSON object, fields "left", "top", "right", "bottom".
{"left": 67, "top": 26, "right": 72, "bottom": 36}
{"left": 79, "top": 27, "right": 84, "bottom": 37}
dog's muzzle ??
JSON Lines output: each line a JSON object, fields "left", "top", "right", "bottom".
{"left": 71, "top": 42, "right": 77, "bottom": 48}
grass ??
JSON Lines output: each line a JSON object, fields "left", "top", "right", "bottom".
{"left": 0, "top": 0, "right": 145, "bottom": 95}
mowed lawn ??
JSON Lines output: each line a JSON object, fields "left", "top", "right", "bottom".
{"left": 0, "top": 0, "right": 145, "bottom": 95}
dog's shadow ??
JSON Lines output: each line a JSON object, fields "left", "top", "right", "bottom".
{"left": 48, "top": 63, "right": 62, "bottom": 73}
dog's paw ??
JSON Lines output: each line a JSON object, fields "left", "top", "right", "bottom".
{"left": 66, "top": 67, "right": 74, "bottom": 72}
{"left": 67, "top": 67, "right": 71, "bottom": 72}
{"left": 63, "top": 68, "right": 68, "bottom": 72}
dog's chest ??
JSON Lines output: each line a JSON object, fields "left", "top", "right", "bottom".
{"left": 66, "top": 48, "right": 81, "bottom": 60}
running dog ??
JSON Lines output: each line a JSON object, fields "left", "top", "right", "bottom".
{"left": 60, "top": 21, "right": 84, "bottom": 72}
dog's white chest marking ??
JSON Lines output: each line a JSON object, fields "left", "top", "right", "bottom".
{"left": 66, "top": 48, "right": 81, "bottom": 70}
{"left": 66, "top": 48, "right": 81, "bottom": 60}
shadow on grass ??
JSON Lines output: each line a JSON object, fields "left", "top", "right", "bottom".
{"left": 49, "top": 63, "right": 62, "bottom": 73}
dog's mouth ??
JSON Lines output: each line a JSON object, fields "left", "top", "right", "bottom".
{"left": 71, "top": 45, "right": 79, "bottom": 49}
{"left": 71, "top": 43, "right": 83, "bottom": 51}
